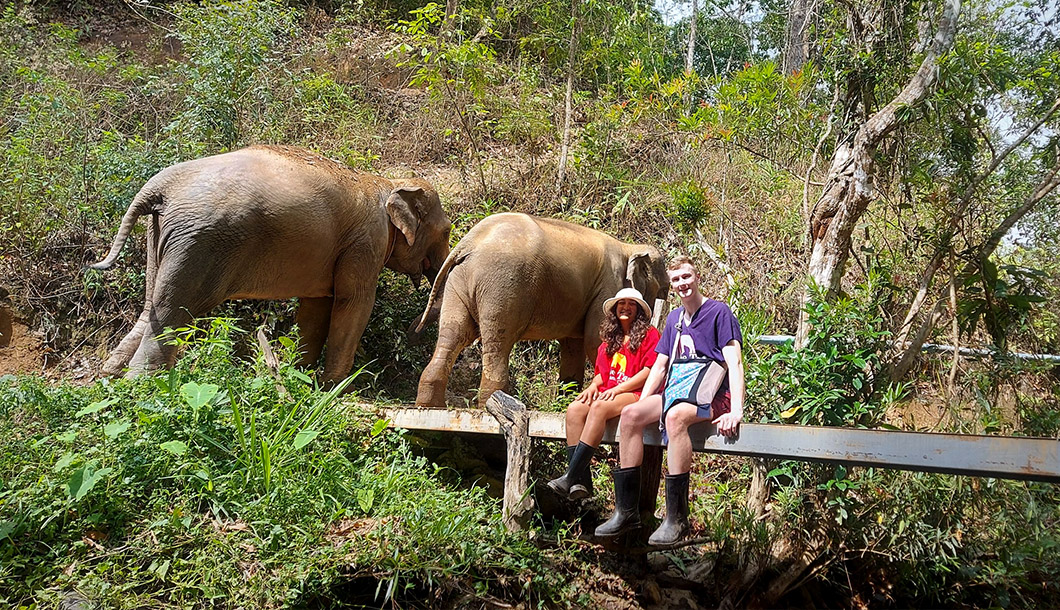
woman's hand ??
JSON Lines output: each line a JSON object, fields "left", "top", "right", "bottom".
{"left": 597, "top": 388, "right": 619, "bottom": 401}
{"left": 575, "top": 386, "right": 597, "bottom": 404}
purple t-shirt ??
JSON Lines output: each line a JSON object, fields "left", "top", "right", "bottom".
{"left": 656, "top": 299, "right": 743, "bottom": 391}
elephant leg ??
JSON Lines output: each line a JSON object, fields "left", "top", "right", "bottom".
{"left": 295, "top": 297, "right": 332, "bottom": 369}
{"left": 320, "top": 273, "right": 377, "bottom": 385}
{"left": 478, "top": 334, "right": 518, "bottom": 408}
{"left": 558, "top": 338, "right": 587, "bottom": 386}
{"left": 582, "top": 300, "right": 605, "bottom": 367}
{"left": 126, "top": 259, "right": 222, "bottom": 376}
{"left": 103, "top": 217, "right": 160, "bottom": 376}
{"left": 126, "top": 299, "right": 196, "bottom": 376}
{"left": 416, "top": 299, "right": 477, "bottom": 407}
{"left": 102, "top": 309, "right": 151, "bottom": 375}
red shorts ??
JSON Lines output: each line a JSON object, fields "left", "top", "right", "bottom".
{"left": 695, "top": 390, "right": 730, "bottom": 420}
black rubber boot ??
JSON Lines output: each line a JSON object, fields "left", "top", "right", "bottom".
{"left": 594, "top": 466, "right": 642, "bottom": 538}
{"left": 648, "top": 472, "right": 690, "bottom": 546}
{"left": 548, "top": 442, "right": 594, "bottom": 499}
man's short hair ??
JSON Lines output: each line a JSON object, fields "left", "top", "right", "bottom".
{"left": 667, "top": 255, "right": 699, "bottom": 275}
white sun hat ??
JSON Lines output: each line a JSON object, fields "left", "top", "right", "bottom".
{"left": 602, "top": 287, "right": 652, "bottom": 319}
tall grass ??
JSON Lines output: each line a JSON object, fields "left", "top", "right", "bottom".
{"left": 0, "top": 319, "right": 580, "bottom": 608}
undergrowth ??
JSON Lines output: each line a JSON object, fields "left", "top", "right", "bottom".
{"left": 0, "top": 318, "right": 580, "bottom": 608}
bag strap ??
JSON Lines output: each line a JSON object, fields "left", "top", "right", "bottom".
{"left": 669, "top": 313, "right": 683, "bottom": 363}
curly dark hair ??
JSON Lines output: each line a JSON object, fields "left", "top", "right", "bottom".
{"left": 600, "top": 305, "right": 652, "bottom": 357}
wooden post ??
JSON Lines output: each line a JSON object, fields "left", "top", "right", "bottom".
{"left": 485, "top": 391, "right": 534, "bottom": 531}
{"left": 255, "top": 328, "right": 289, "bottom": 400}
{"left": 639, "top": 297, "right": 668, "bottom": 520}
{"left": 639, "top": 445, "right": 663, "bottom": 521}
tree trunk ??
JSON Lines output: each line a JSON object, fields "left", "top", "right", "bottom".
{"left": 782, "top": 0, "right": 815, "bottom": 74}
{"left": 685, "top": 0, "right": 698, "bottom": 76}
{"left": 555, "top": 0, "right": 580, "bottom": 197}
{"left": 440, "top": 0, "right": 459, "bottom": 38}
{"left": 795, "top": 0, "right": 960, "bottom": 348}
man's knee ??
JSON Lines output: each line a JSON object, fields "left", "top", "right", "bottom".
{"left": 619, "top": 401, "right": 651, "bottom": 428}
{"left": 664, "top": 403, "right": 698, "bottom": 431}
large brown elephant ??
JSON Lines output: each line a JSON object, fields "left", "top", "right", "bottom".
{"left": 414, "top": 212, "right": 668, "bottom": 407}
{"left": 89, "top": 145, "right": 452, "bottom": 383}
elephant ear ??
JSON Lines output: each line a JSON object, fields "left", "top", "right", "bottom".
{"left": 386, "top": 185, "right": 427, "bottom": 246}
{"left": 625, "top": 250, "right": 652, "bottom": 286}
{"left": 626, "top": 248, "right": 665, "bottom": 301}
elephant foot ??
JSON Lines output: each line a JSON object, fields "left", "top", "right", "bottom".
{"left": 416, "top": 381, "right": 449, "bottom": 408}
{"left": 101, "top": 353, "right": 133, "bottom": 377}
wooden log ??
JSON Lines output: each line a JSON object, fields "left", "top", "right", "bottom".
{"left": 639, "top": 445, "right": 663, "bottom": 520}
{"left": 484, "top": 391, "right": 534, "bottom": 531}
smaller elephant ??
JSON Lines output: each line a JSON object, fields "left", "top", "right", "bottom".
{"left": 88, "top": 145, "right": 452, "bottom": 382}
{"left": 414, "top": 212, "right": 668, "bottom": 407}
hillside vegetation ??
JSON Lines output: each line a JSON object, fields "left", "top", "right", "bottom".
{"left": 1, "top": 0, "right": 1058, "bottom": 608}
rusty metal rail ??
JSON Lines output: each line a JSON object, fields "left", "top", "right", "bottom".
{"left": 383, "top": 403, "right": 1060, "bottom": 484}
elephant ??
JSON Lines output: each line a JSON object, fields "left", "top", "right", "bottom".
{"left": 88, "top": 145, "right": 452, "bottom": 383}
{"left": 413, "top": 212, "right": 668, "bottom": 407}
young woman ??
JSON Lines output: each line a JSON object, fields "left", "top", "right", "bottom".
{"left": 548, "top": 287, "right": 661, "bottom": 500}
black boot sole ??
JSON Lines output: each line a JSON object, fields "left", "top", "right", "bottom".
{"left": 568, "top": 483, "right": 590, "bottom": 501}
{"left": 648, "top": 523, "right": 689, "bottom": 546}
{"left": 594, "top": 519, "right": 642, "bottom": 539}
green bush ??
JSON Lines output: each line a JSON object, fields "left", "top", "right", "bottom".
{"left": 750, "top": 272, "right": 900, "bottom": 428}
{"left": 168, "top": 0, "right": 300, "bottom": 151}
{"left": 0, "top": 318, "right": 579, "bottom": 608}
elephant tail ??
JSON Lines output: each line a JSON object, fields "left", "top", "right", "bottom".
{"left": 413, "top": 244, "right": 467, "bottom": 333}
{"left": 85, "top": 179, "right": 164, "bottom": 270}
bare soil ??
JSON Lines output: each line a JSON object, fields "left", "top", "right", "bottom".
{"left": 0, "top": 310, "right": 45, "bottom": 376}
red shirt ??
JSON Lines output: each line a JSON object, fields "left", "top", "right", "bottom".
{"left": 594, "top": 327, "right": 661, "bottom": 395}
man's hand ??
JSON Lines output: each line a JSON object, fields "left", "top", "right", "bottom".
{"left": 712, "top": 409, "right": 742, "bottom": 437}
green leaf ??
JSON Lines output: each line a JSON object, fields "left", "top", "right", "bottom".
{"left": 104, "top": 419, "right": 131, "bottom": 439}
{"left": 53, "top": 452, "right": 77, "bottom": 472}
{"left": 75, "top": 398, "right": 115, "bottom": 417}
{"left": 357, "top": 487, "right": 375, "bottom": 513}
{"left": 291, "top": 370, "right": 313, "bottom": 384}
{"left": 160, "top": 440, "right": 189, "bottom": 456}
{"left": 370, "top": 418, "right": 390, "bottom": 438}
{"left": 293, "top": 429, "right": 320, "bottom": 450}
{"left": 67, "top": 463, "right": 113, "bottom": 501}
{"left": 154, "top": 558, "right": 171, "bottom": 580}
{"left": 181, "top": 382, "right": 220, "bottom": 410}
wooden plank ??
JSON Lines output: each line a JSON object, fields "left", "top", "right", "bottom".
{"left": 382, "top": 407, "right": 1060, "bottom": 483}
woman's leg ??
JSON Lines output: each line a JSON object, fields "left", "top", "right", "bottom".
{"left": 580, "top": 392, "right": 640, "bottom": 447}
{"left": 564, "top": 398, "right": 591, "bottom": 446}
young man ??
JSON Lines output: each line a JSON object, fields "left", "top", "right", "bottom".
{"left": 595, "top": 256, "right": 745, "bottom": 545}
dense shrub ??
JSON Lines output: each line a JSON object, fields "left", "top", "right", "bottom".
{"left": 0, "top": 319, "right": 580, "bottom": 608}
